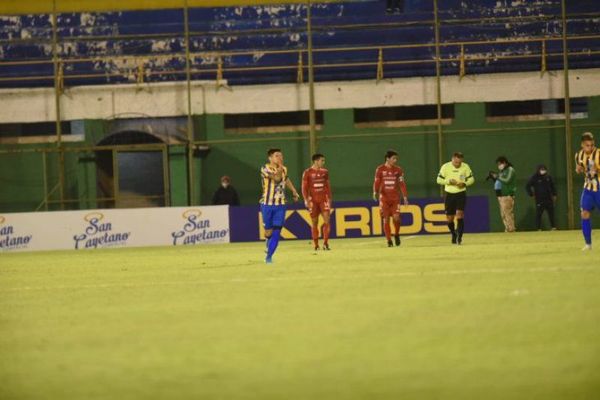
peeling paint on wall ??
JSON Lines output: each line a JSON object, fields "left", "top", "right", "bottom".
{"left": 0, "top": 0, "right": 598, "bottom": 88}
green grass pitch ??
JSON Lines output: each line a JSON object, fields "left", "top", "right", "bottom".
{"left": 1, "top": 231, "right": 599, "bottom": 399}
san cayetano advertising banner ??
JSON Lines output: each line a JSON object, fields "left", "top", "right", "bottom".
{"left": 230, "top": 197, "right": 489, "bottom": 242}
{"left": 0, "top": 206, "right": 229, "bottom": 253}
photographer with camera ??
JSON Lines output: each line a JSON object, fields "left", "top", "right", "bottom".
{"left": 489, "top": 156, "right": 516, "bottom": 232}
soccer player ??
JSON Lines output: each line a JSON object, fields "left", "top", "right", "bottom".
{"left": 436, "top": 152, "right": 475, "bottom": 244}
{"left": 575, "top": 132, "right": 600, "bottom": 251}
{"left": 302, "top": 153, "right": 332, "bottom": 251}
{"left": 373, "top": 150, "right": 409, "bottom": 247}
{"left": 260, "top": 148, "right": 300, "bottom": 263}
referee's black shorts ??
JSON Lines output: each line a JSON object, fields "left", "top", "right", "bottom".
{"left": 444, "top": 191, "right": 467, "bottom": 215}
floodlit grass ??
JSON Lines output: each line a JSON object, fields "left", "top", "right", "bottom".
{"left": 1, "top": 231, "right": 599, "bottom": 400}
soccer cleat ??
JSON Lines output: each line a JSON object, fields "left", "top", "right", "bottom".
{"left": 582, "top": 244, "right": 592, "bottom": 251}
{"left": 387, "top": 240, "right": 394, "bottom": 247}
{"left": 323, "top": 243, "right": 331, "bottom": 251}
{"left": 394, "top": 234, "right": 401, "bottom": 246}
{"left": 265, "top": 256, "right": 273, "bottom": 264}
{"left": 314, "top": 245, "right": 321, "bottom": 251}
{"left": 451, "top": 232, "right": 457, "bottom": 244}
{"left": 457, "top": 237, "right": 462, "bottom": 245}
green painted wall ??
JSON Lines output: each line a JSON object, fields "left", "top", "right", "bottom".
{"left": 2, "top": 96, "right": 600, "bottom": 232}
{"left": 197, "top": 98, "right": 600, "bottom": 232}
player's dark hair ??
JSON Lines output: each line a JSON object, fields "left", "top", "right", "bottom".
{"left": 312, "top": 153, "right": 325, "bottom": 162}
{"left": 385, "top": 150, "right": 398, "bottom": 160}
{"left": 452, "top": 152, "right": 464, "bottom": 159}
{"left": 581, "top": 132, "right": 594, "bottom": 142}
{"left": 267, "top": 148, "right": 281, "bottom": 157}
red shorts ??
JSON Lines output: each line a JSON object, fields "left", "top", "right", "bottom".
{"left": 379, "top": 199, "right": 400, "bottom": 218}
{"left": 309, "top": 199, "right": 331, "bottom": 218}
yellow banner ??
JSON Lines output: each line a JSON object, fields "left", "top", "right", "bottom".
{"left": 0, "top": 0, "right": 343, "bottom": 15}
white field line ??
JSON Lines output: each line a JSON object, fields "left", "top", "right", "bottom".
{"left": 354, "top": 235, "right": 418, "bottom": 246}
{"left": 0, "top": 265, "right": 595, "bottom": 293}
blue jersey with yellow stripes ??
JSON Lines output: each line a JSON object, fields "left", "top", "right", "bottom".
{"left": 576, "top": 148, "right": 600, "bottom": 192}
{"left": 260, "top": 164, "right": 288, "bottom": 205}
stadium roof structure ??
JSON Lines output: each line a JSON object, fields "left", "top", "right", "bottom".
{"left": 0, "top": 0, "right": 344, "bottom": 16}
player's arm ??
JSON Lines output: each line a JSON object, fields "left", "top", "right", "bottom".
{"left": 575, "top": 153, "right": 584, "bottom": 174}
{"left": 285, "top": 177, "right": 300, "bottom": 201}
{"left": 436, "top": 164, "right": 451, "bottom": 186}
{"left": 399, "top": 172, "right": 408, "bottom": 205}
{"left": 464, "top": 166, "right": 475, "bottom": 187}
{"left": 301, "top": 170, "right": 310, "bottom": 207}
{"left": 373, "top": 168, "right": 382, "bottom": 200}
{"left": 325, "top": 173, "right": 332, "bottom": 203}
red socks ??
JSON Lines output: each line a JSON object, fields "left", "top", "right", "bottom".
{"left": 312, "top": 225, "right": 319, "bottom": 247}
{"left": 393, "top": 219, "right": 400, "bottom": 235}
{"left": 383, "top": 221, "right": 391, "bottom": 241}
{"left": 322, "top": 223, "right": 330, "bottom": 245}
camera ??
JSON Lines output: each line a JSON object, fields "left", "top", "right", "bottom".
{"left": 485, "top": 171, "right": 497, "bottom": 182}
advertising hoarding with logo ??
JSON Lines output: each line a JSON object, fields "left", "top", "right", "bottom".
{"left": 230, "top": 197, "right": 489, "bottom": 242}
{"left": 0, "top": 206, "right": 230, "bottom": 253}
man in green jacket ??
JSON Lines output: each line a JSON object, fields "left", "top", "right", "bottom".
{"left": 492, "top": 156, "right": 516, "bottom": 232}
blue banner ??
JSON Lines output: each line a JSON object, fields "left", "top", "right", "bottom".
{"left": 230, "top": 196, "right": 489, "bottom": 242}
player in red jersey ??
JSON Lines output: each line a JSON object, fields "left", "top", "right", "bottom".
{"left": 302, "top": 153, "right": 332, "bottom": 251}
{"left": 373, "top": 150, "right": 409, "bottom": 247}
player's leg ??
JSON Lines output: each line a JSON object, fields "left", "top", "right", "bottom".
{"left": 580, "top": 190, "right": 594, "bottom": 250}
{"left": 384, "top": 216, "right": 393, "bottom": 247}
{"left": 456, "top": 210, "right": 464, "bottom": 244}
{"left": 266, "top": 206, "right": 287, "bottom": 262}
{"left": 445, "top": 193, "right": 457, "bottom": 244}
{"left": 260, "top": 204, "right": 273, "bottom": 247}
{"left": 309, "top": 201, "right": 320, "bottom": 250}
{"left": 392, "top": 204, "right": 401, "bottom": 246}
{"left": 262, "top": 205, "right": 274, "bottom": 253}
{"left": 321, "top": 204, "right": 331, "bottom": 250}
{"left": 311, "top": 216, "right": 320, "bottom": 250}
{"left": 455, "top": 192, "right": 467, "bottom": 244}
{"left": 380, "top": 200, "right": 393, "bottom": 247}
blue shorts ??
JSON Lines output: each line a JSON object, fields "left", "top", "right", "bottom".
{"left": 580, "top": 189, "right": 600, "bottom": 212}
{"left": 261, "top": 204, "right": 287, "bottom": 230}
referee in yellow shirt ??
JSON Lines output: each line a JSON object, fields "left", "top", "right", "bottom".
{"left": 436, "top": 152, "right": 475, "bottom": 244}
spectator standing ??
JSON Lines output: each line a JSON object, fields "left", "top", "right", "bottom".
{"left": 525, "top": 164, "right": 557, "bottom": 231}
{"left": 212, "top": 175, "right": 240, "bottom": 206}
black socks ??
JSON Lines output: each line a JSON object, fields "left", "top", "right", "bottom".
{"left": 457, "top": 219, "right": 464, "bottom": 239}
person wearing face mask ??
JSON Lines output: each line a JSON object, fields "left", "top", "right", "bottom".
{"left": 211, "top": 175, "right": 240, "bottom": 206}
{"left": 492, "top": 156, "right": 516, "bottom": 232}
{"left": 525, "top": 165, "right": 557, "bottom": 231}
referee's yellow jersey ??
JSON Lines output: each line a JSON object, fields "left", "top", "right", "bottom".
{"left": 436, "top": 162, "right": 475, "bottom": 194}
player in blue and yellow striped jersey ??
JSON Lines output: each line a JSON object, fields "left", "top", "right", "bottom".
{"left": 260, "top": 148, "right": 300, "bottom": 263}
{"left": 575, "top": 132, "right": 600, "bottom": 250}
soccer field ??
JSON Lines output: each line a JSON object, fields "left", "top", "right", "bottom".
{"left": 1, "top": 231, "right": 599, "bottom": 400}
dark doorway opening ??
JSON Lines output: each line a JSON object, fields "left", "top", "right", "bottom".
{"left": 96, "top": 131, "right": 168, "bottom": 208}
